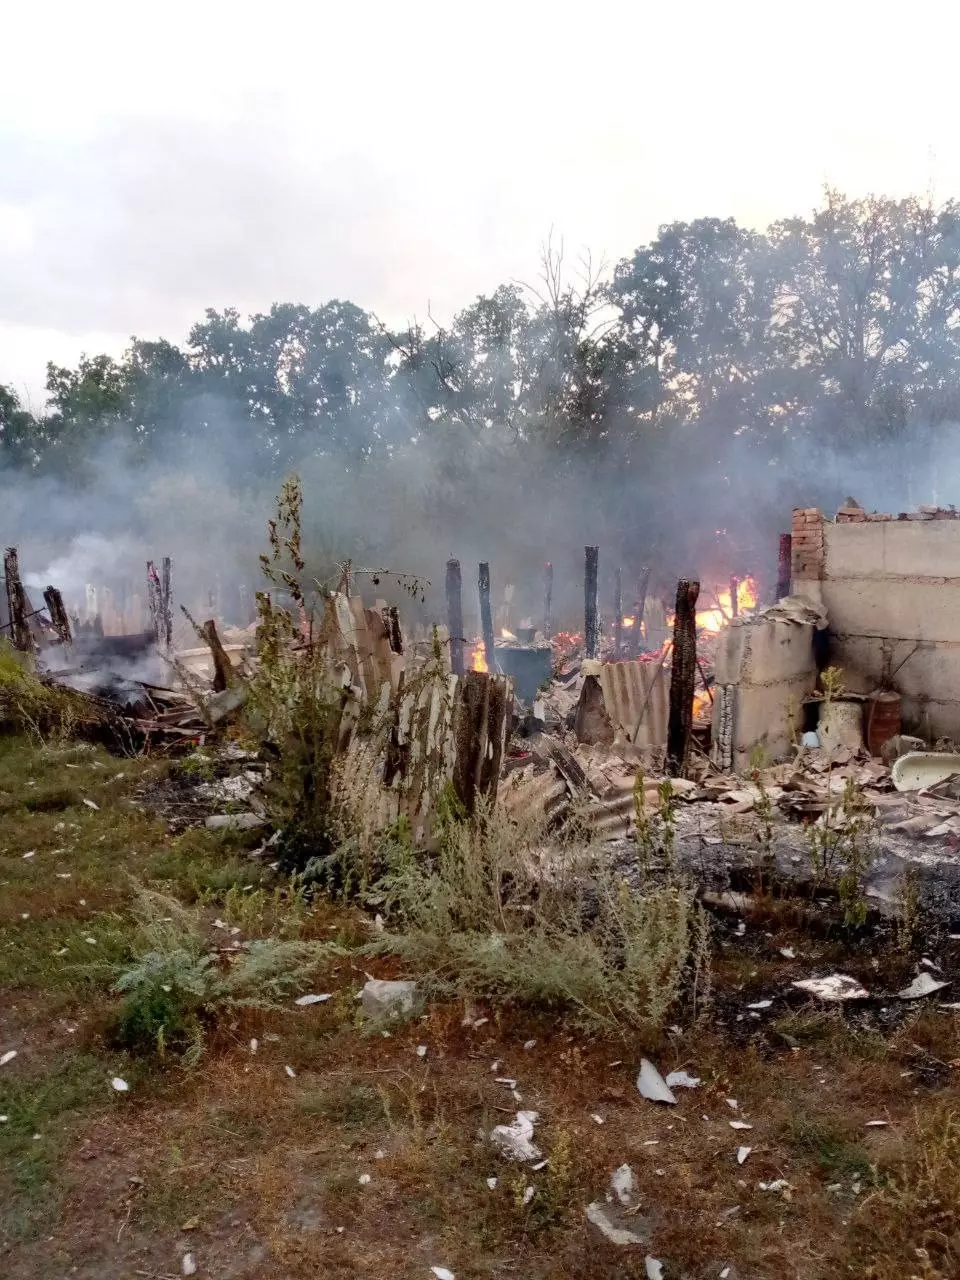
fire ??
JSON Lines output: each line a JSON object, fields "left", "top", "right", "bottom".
{"left": 693, "top": 690, "right": 713, "bottom": 719}
{"left": 691, "top": 575, "right": 760, "bottom": 635}
{"left": 622, "top": 616, "right": 635, "bottom": 628}
{"left": 471, "top": 642, "right": 488, "bottom": 673}
{"left": 501, "top": 627, "right": 517, "bottom": 641}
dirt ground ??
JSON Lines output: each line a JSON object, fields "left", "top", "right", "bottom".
{"left": 2, "top": 734, "right": 959, "bottom": 1280}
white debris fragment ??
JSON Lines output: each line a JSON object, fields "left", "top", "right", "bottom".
{"left": 486, "top": 1177, "right": 498, "bottom": 1190}
{"left": 417, "top": 1045, "right": 428, "bottom": 1058}
{"left": 645, "top": 1258, "right": 665, "bottom": 1280}
{"left": 249, "top": 1039, "right": 258, "bottom": 1054}
{"left": 610, "top": 1164, "right": 636, "bottom": 1206}
{"left": 358, "top": 1173, "right": 371, "bottom": 1186}
{"left": 780, "top": 947, "right": 796, "bottom": 959}
{"left": 725, "top": 1098, "right": 738, "bottom": 1110}
{"left": 865, "top": 1120, "right": 889, "bottom": 1127}
{"left": 522, "top": 1185, "right": 534, "bottom": 1205}
{"left": 22, "top": 850, "right": 35, "bottom": 859}
{"left": 181, "top": 1254, "right": 197, "bottom": 1276}
{"left": 495, "top": 1077, "right": 518, "bottom": 1088}
{"left": 585, "top": 1201, "right": 647, "bottom": 1246}
{"left": 736, "top": 1146, "right": 752, "bottom": 1165}
{"left": 746, "top": 1000, "right": 772, "bottom": 1010}
{"left": 360, "top": 978, "right": 419, "bottom": 1021}
{"left": 82, "top": 798, "right": 99, "bottom": 810}
{"left": 665, "top": 1069, "right": 700, "bottom": 1089}
{"left": 793, "top": 974, "right": 870, "bottom": 1002}
{"left": 294, "top": 993, "right": 333, "bottom": 1006}
{"left": 431, "top": 1269, "right": 456, "bottom": 1280}
{"left": 284, "top": 1065, "right": 296, "bottom": 1078}
{"left": 729, "top": 1121, "right": 753, "bottom": 1130}
{"left": 591, "top": 1113, "right": 604, "bottom": 1125}
{"left": 523, "top": 1039, "right": 537, "bottom": 1050}
{"left": 490, "top": 1110, "right": 542, "bottom": 1162}
{"left": 758, "top": 1179, "right": 791, "bottom": 1194}
{"left": 896, "top": 972, "right": 950, "bottom": 999}
{"left": 636, "top": 1059, "right": 677, "bottom": 1105}
{"left": 110, "top": 1077, "right": 129, "bottom": 1092}
{"left": 0, "top": 1050, "right": 17, "bottom": 1067}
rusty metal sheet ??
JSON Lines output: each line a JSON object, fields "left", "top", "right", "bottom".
{"left": 597, "top": 658, "right": 669, "bottom": 749}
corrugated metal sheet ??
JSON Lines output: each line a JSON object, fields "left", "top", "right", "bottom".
{"left": 597, "top": 658, "right": 669, "bottom": 749}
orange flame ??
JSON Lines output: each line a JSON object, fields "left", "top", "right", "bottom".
{"left": 622, "top": 616, "right": 635, "bottom": 628}
{"left": 471, "top": 642, "right": 488, "bottom": 673}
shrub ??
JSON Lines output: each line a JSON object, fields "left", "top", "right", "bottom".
{"left": 112, "top": 886, "right": 342, "bottom": 1062}
{"left": 366, "top": 799, "right": 709, "bottom": 1035}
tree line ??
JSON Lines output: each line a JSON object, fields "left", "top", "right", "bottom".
{"left": 3, "top": 190, "right": 960, "bottom": 578}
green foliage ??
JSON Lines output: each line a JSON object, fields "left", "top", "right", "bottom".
{"left": 806, "top": 776, "right": 878, "bottom": 925}
{"left": 366, "top": 800, "right": 708, "bottom": 1035}
{"left": 112, "top": 886, "right": 341, "bottom": 1062}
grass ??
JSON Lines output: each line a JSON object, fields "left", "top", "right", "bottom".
{"left": 2, "top": 728, "right": 960, "bottom": 1278}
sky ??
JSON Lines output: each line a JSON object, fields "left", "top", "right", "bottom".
{"left": 1, "top": 0, "right": 957, "bottom": 408}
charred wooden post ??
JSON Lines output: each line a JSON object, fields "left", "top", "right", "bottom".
{"left": 776, "top": 534, "right": 792, "bottom": 601}
{"left": 584, "top": 545, "right": 600, "bottom": 658}
{"left": 666, "top": 578, "right": 700, "bottom": 777}
{"left": 43, "top": 586, "right": 72, "bottom": 644}
{"left": 386, "top": 605, "right": 404, "bottom": 655}
{"left": 445, "top": 558, "right": 464, "bottom": 675}
{"left": 729, "top": 575, "right": 740, "bottom": 619}
{"left": 201, "top": 619, "right": 234, "bottom": 692}
{"left": 451, "top": 670, "right": 510, "bottom": 814}
{"left": 3, "top": 547, "right": 32, "bottom": 652}
{"left": 543, "top": 561, "right": 554, "bottom": 638}
{"left": 629, "top": 566, "right": 651, "bottom": 657}
{"left": 161, "top": 557, "right": 173, "bottom": 649}
{"left": 614, "top": 566, "right": 623, "bottom": 656}
{"left": 478, "top": 561, "right": 495, "bottom": 673}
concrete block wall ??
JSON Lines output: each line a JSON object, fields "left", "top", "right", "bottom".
{"left": 791, "top": 505, "right": 960, "bottom": 740}
{"left": 711, "top": 614, "right": 818, "bottom": 770}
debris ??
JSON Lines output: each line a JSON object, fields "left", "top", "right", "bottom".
{"left": 490, "top": 1110, "right": 542, "bottom": 1162}
{"left": 746, "top": 1000, "right": 773, "bottom": 1010}
{"left": 431, "top": 1269, "right": 456, "bottom": 1280}
{"left": 0, "top": 1050, "right": 17, "bottom": 1066}
{"left": 110, "top": 1077, "right": 129, "bottom": 1092}
{"left": 637, "top": 1058, "right": 678, "bottom": 1105}
{"left": 522, "top": 1184, "right": 535, "bottom": 1205}
{"left": 249, "top": 1039, "right": 258, "bottom": 1054}
{"left": 610, "top": 1163, "right": 636, "bottom": 1206}
{"left": 865, "top": 1120, "right": 889, "bottom": 1127}
{"left": 181, "top": 1254, "right": 197, "bottom": 1276}
{"left": 758, "top": 1179, "right": 791, "bottom": 1195}
{"left": 486, "top": 1177, "right": 497, "bottom": 1190}
{"left": 896, "top": 973, "right": 950, "bottom": 999}
{"left": 780, "top": 947, "right": 796, "bottom": 959}
{"left": 729, "top": 1121, "right": 753, "bottom": 1130}
{"left": 284, "top": 1065, "right": 296, "bottom": 1078}
{"left": 736, "top": 1146, "right": 752, "bottom": 1165}
{"left": 417, "top": 1045, "right": 428, "bottom": 1058}
{"left": 360, "top": 978, "right": 419, "bottom": 1021}
{"left": 664, "top": 1069, "right": 700, "bottom": 1089}
{"left": 793, "top": 974, "right": 870, "bottom": 1002}
{"left": 82, "top": 798, "right": 99, "bottom": 810}
{"left": 585, "top": 1201, "right": 648, "bottom": 1247}
{"left": 358, "top": 1173, "right": 372, "bottom": 1186}
{"left": 203, "top": 813, "right": 266, "bottom": 831}
{"left": 294, "top": 993, "right": 333, "bottom": 1006}
{"left": 591, "top": 1113, "right": 604, "bottom": 1125}
{"left": 645, "top": 1258, "right": 665, "bottom": 1280}
{"left": 892, "top": 751, "right": 960, "bottom": 792}
{"left": 524, "top": 1039, "right": 537, "bottom": 1050}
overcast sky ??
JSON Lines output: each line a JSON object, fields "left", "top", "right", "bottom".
{"left": 1, "top": 0, "right": 956, "bottom": 407}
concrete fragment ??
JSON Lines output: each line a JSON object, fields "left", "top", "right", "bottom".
{"left": 664, "top": 1069, "right": 700, "bottom": 1089}
{"left": 793, "top": 974, "right": 870, "bottom": 1001}
{"left": 490, "top": 1110, "right": 541, "bottom": 1161}
{"left": 585, "top": 1201, "right": 648, "bottom": 1247}
{"left": 896, "top": 973, "right": 949, "bottom": 999}
{"left": 204, "top": 813, "right": 266, "bottom": 831}
{"left": 360, "top": 978, "right": 419, "bottom": 1021}
{"left": 610, "top": 1163, "right": 637, "bottom": 1206}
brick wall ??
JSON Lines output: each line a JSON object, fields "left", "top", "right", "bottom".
{"left": 791, "top": 508, "right": 825, "bottom": 582}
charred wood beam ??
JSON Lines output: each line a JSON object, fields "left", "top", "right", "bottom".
{"left": 584, "top": 546, "right": 599, "bottom": 659}
{"left": 543, "top": 561, "right": 554, "bottom": 639}
{"left": 667, "top": 578, "right": 700, "bottom": 777}
{"left": 629, "top": 565, "right": 651, "bottom": 657}
{"left": 386, "top": 605, "right": 404, "bottom": 655}
{"left": 3, "top": 547, "right": 32, "bottom": 652}
{"left": 729, "top": 575, "right": 739, "bottom": 619}
{"left": 478, "top": 561, "right": 495, "bottom": 673}
{"left": 161, "top": 557, "right": 173, "bottom": 649}
{"left": 614, "top": 566, "right": 623, "bottom": 656}
{"left": 776, "top": 534, "right": 792, "bottom": 601}
{"left": 445, "top": 558, "right": 464, "bottom": 675}
{"left": 43, "top": 586, "right": 72, "bottom": 644}
{"left": 201, "top": 618, "right": 235, "bottom": 692}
